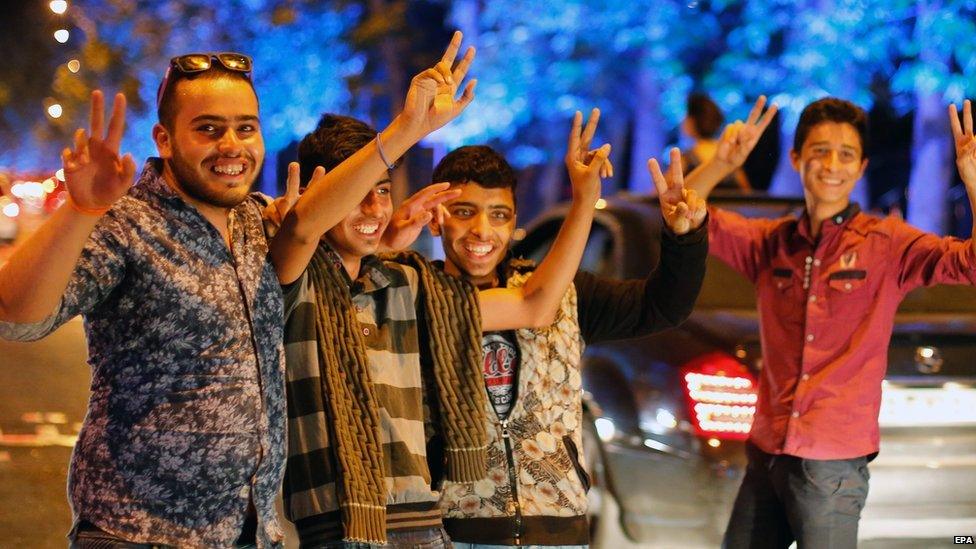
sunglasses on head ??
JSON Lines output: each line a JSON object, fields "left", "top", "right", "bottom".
{"left": 156, "top": 52, "right": 253, "bottom": 105}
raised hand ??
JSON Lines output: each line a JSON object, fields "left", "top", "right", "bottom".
{"left": 949, "top": 100, "right": 976, "bottom": 189}
{"left": 714, "top": 95, "right": 778, "bottom": 170}
{"left": 61, "top": 91, "right": 137, "bottom": 213}
{"left": 381, "top": 182, "right": 461, "bottom": 251}
{"left": 265, "top": 162, "right": 303, "bottom": 230}
{"left": 648, "top": 148, "right": 707, "bottom": 235}
{"left": 565, "top": 109, "right": 611, "bottom": 204}
{"left": 400, "top": 31, "right": 477, "bottom": 139}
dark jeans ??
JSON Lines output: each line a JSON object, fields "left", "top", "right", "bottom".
{"left": 306, "top": 527, "right": 453, "bottom": 549}
{"left": 69, "top": 514, "right": 258, "bottom": 549}
{"left": 722, "top": 442, "right": 870, "bottom": 549}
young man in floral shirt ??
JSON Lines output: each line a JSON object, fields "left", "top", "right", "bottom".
{"left": 0, "top": 56, "right": 286, "bottom": 547}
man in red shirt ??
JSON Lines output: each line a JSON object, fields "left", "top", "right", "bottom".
{"left": 665, "top": 96, "right": 976, "bottom": 548}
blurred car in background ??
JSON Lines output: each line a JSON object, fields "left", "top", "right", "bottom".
{"left": 514, "top": 192, "right": 976, "bottom": 547}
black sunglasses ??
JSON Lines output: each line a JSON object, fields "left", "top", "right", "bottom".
{"left": 156, "top": 52, "right": 253, "bottom": 106}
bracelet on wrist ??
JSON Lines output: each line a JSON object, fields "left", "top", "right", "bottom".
{"left": 375, "top": 133, "right": 396, "bottom": 171}
{"left": 67, "top": 194, "right": 111, "bottom": 217}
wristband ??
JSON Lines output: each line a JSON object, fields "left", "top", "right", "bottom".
{"left": 375, "top": 133, "right": 396, "bottom": 171}
{"left": 67, "top": 194, "right": 111, "bottom": 217}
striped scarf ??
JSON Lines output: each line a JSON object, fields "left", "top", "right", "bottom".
{"left": 307, "top": 247, "right": 488, "bottom": 543}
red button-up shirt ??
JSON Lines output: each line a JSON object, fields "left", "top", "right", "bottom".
{"left": 710, "top": 204, "right": 976, "bottom": 459}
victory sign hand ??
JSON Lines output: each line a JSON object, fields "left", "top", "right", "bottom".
{"left": 714, "top": 95, "right": 778, "bottom": 170}
{"left": 648, "top": 148, "right": 707, "bottom": 235}
{"left": 565, "top": 109, "right": 611, "bottom": 204}
{"left": 400, "top": 31, "right": 477, "bottom": 140}
{"left": 61, "top": 91, "right": 137, "bottom": 213}
{"left": 382, "top": 182, "right": 461, "bottom": 251}
{"left": 949, "top": 100, "right": 976, "bottom": 189}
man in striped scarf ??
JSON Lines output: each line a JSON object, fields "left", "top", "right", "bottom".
{"left": 266, "top": 32, "right": 611, "bottom": 548}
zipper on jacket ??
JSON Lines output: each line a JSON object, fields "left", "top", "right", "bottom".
{"left": 500, "top": 418, "right": 522, "bottom": 545}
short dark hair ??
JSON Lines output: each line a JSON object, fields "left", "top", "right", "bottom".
{"left": 156, "top": 66, "right": 256, "bottom": 130}
{"left": 793, "top": 98, "right": 869, "bottom": 158}
{"left": 431, "top": 145, "right": 517, "bottom": 203}
{"left": 687, "top": 93, "right": 725, "bottom": 139}
{"left": 298, "top": 113, "right": 391, "bottom": 185}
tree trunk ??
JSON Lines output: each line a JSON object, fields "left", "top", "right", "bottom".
{"left": 906, "top": 0, "right": 951, "bottom": 233}
{"left": 627, "top": 56, "right": 666, "bottom": 194}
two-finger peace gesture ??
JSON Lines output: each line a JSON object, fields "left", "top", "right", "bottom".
{"left": 648, "top": 148, "right": 707, "bottom": 235}
{"left": 382, "top": 182, "right": 461, "bottom": 251}
{"left": 565, "top": 108, "right": 611, "bottom": 204}
{"left": 402, "top": 31, "right": 477, "bottom": 138}
{"left": 715, "top": 95, "right": 778, "bottom": 170}
{"left": 61, "top": 90, "right": 137, "bottom": 214}
{"left": 949, "top": 100, "right": 976, "bottom": 189}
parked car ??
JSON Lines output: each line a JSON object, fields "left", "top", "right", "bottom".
{"left": 513, "top": 192, "right": 976, "bottom": 547}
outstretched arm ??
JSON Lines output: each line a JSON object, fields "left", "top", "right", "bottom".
{"left": 0, "top": 91, "right": 136, "bottom": 323}
{"left": 949, "top": 99, "right": 976, "bottom": 256}
{"left": 478, "top": 109, "right": 609, "bottom": 331}
{"left": 684, "top": 96, "right": 777, "bottom": 201}
{"left": 270, "top": 31, "right": 477, "bottom": 284}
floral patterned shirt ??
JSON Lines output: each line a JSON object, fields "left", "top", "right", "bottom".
{"left": 0, "top": 159, "right": 286, "bottom": 548}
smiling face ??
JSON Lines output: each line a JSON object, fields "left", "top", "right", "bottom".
{"left": 790, "top": 121, "right": 868, "bottom": 214}
{"left": 325, "top": 179, "right": 393, "bottom": 274}
{"left": 153, "top": 77, "right": 264, "bottom": 210}
{"left": 432, "top": 182, "right": 516, "bottom": 289}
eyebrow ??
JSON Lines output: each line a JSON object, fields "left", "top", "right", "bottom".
{"left": 450, "top": 201, "right": 513, "bottom": 212}
{"left": 189, "top": 115, "right": 260, "bottom": 124}
{"left": 808, "top": 140, "right": 858, "bottom": 151}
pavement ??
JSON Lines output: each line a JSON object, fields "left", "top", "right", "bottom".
{"left": 1, "top": 318, "right": 973, "bottom": 548}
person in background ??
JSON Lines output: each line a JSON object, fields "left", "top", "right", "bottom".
{"left": 681, "top": 92, "right": 751, "bottom": 192}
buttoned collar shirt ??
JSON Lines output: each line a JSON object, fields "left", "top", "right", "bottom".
{"left": 709, "top": 203, "right": 976, "bottom": 459}
{"left": 0, "top": 159, "right": 286, "bottom": 547}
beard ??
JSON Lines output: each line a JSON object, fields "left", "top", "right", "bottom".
{"left": 166, "top": 147, "right": 260, "bottom": 209}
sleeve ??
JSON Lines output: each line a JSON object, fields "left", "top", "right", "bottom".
{"left": 576, "top": 219, "right": 708, "bottom": 344}
{"left": 0, "top": 214, "right": 127, "bottom": 342}
{"left": 891, "top": 219, "right": 976, "bottom": 293}
{"left": 707, "top": 206, "right": 774, "bottom": 283}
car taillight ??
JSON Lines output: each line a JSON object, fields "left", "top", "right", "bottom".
{"left": 680, "top": 352, "right": 757, "bottom": 441}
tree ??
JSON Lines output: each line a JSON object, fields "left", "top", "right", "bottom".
{"left": 2, "top": 0, "right": 362, "bottom": 189}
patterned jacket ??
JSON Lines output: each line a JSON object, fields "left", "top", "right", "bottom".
{"left": 441, "top": 266, "right": 589, "bottom": 545}
{"left": 439, "top": 224, "right": 709, "bottom": 545}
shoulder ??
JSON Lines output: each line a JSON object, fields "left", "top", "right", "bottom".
{"left": 709, "top": 205, "right": 796, "bottom": 234}
{"left": 851, "top": 211, "right": 904, "bottom": 241}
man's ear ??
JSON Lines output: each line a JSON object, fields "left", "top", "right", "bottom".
{"left": 153, "top": 123, "right": 173, "bottom": 159}
{"left": 789, "top": 149, "right": 801, "bottom": 172}
{"left": 857, "top": 158, "right": 869, "bottom": 180}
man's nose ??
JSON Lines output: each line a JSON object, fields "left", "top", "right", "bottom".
{"left": 471, "top": 212, "right": 491, "bottom": 236}
{"left": 218, "top": 130, "right": 243, "bottom": 155}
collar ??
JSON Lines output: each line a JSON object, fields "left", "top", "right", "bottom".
{"left": 322, "top": 243, "right": 394, "bottom": 294}
{"left": 136, "top": 158, "right": 181, "bottom": 201}
{"left": 797, "top": 202, "right": 862, "bottom": 243}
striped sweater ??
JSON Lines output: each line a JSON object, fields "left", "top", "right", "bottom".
{"left": 282, "top": 245, "right": 487, "bottom": 544}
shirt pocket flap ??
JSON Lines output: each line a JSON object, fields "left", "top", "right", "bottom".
{"left": 828, "top": 269, "right": 867, "bottom": 293}
{"left": 772, "top": 268, "right": 794, "bottom": 290}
